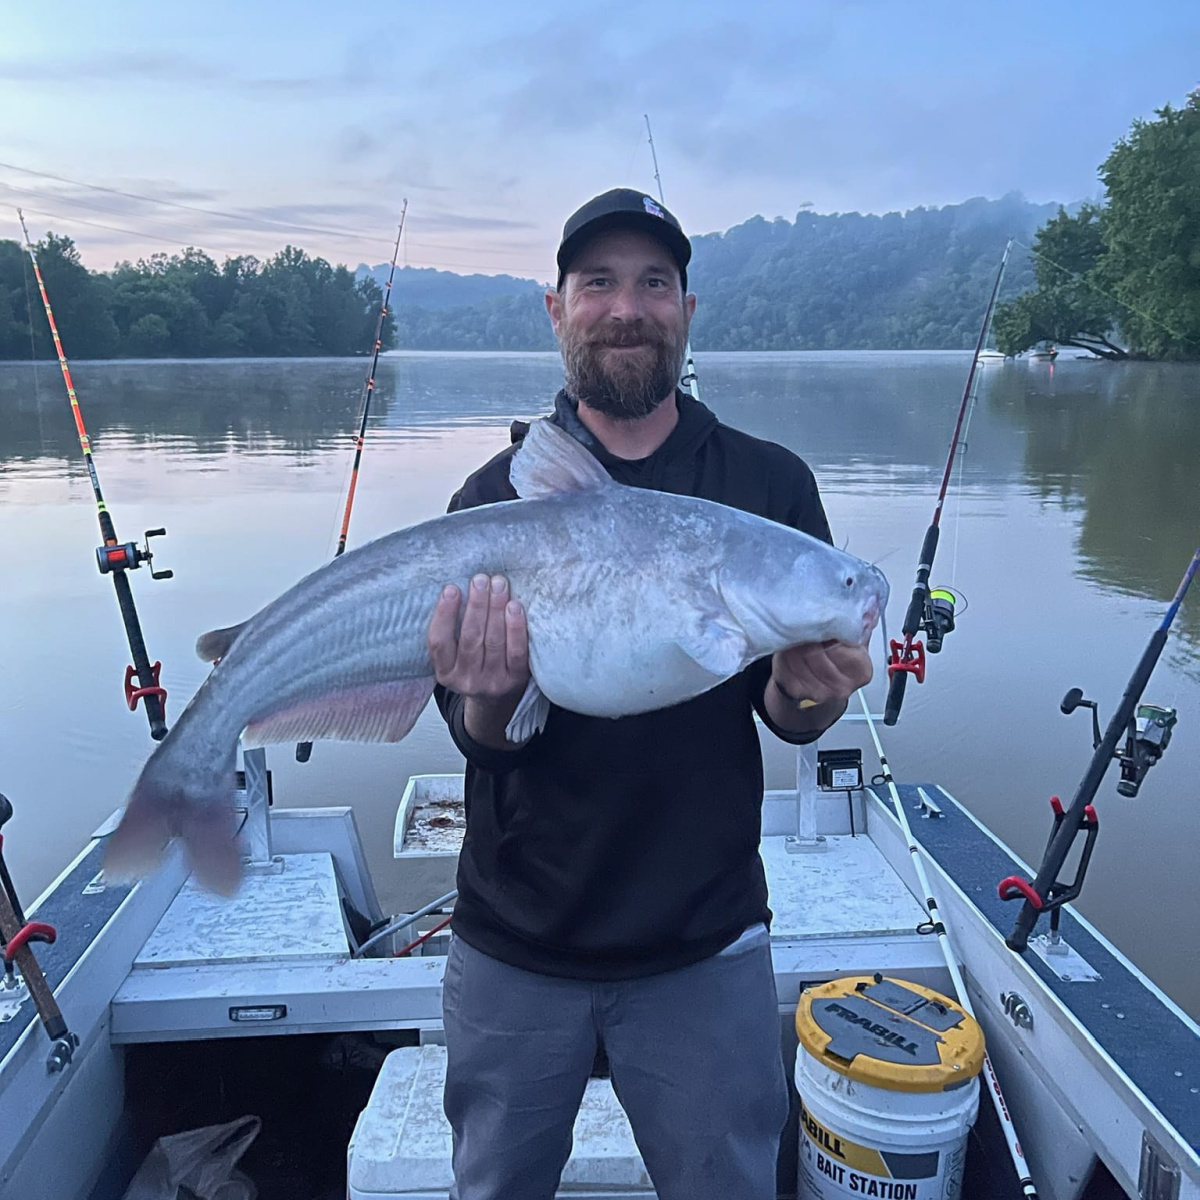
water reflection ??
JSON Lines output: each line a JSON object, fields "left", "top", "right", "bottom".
{"left": 0, "top": 352, "right": 1196, "bottom": 1015}
{"left": 984, "top": 360, "right": 1199, "bottom": 663}
{"left": 0, "top": 356, "right": 571, "bottom": 467}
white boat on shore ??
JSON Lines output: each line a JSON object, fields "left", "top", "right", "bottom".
{"left": 2, "top": 715, "right": 1196, "bottom": 1199}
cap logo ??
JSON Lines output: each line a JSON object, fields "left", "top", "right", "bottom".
{"left": 642, "top": 196, "right": 665, "bottom": 219}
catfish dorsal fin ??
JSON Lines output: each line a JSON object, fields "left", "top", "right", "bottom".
{"left": 196, "top": 620, "right": 250, "bottom": 663}
{"left": 509, "top": 418, "right": 612, "bottom": 499}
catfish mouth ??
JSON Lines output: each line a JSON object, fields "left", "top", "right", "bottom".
{"left": 860, "top": 596, "right": 882, "bottom": 644}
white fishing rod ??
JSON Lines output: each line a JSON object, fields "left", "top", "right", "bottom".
{"left": 644, "top": 114, "right": 700, "bottom": 401}
{"left": 857, "top": 690, "right": 1039, "bottom": 1198}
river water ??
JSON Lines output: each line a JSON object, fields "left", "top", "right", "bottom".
{"left": 0, "top": 351, "right": 1196, "bottom": 1016}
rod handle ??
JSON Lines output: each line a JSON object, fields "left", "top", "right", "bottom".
{"left": 883, "top": 667, "right": 908, "bottom": 726}
{"left": 1006, "top": 902, "right": 1040, "bottom": 953}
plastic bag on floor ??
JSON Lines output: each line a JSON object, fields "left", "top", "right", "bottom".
{"left": 120, "top": 1115, "right": 261, "bottom": 1200}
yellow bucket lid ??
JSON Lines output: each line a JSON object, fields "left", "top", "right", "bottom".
{"left": 795, "top": 975, "right": 985, "bottom": 1093}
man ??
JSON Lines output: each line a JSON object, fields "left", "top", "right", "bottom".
{"left": 425, "top": 187, "right": 873, "bottom": 1200}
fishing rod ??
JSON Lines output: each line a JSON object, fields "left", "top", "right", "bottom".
{"left": 643, "top": 114, "right": 700, "bottom": 401}
{"left": 858, "top": 694, "right": 1039, "bottom": 1197}
{"left": 1002, "top": 543, "right": 1196, "bottom": 954}
{"left": 17, "top": 210, "right": 172, "bottom": 741}
{"left": 297, "top": 201, "right": 407, "bottom": 763}
{"left": 0, "top": 792, "right": 78, "bottom": 1071}
{"left": 884, "top": 240, "right": 1011, "bottom": 726}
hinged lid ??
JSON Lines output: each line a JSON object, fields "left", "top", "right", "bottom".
{"left": 795, "top": 975, "right": 984, "bottom": 1093}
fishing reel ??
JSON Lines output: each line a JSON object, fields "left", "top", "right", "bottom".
{"left": 1060, "top": 688, "right": 1177, "bottom": 799}
{"left": 887, "top": 585, "right": 964, "bottom": 680}
{"left": 884, "top": 583, "right": 968, "bottom": 725}
{"left": 95, "top": 527, "right": 173, "bottom": 581}
{"left": 924, "top": 587, "right": 961, "bottom": 654}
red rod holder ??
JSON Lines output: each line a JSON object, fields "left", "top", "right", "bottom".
{"left": 888, "top": 638, "right": 926, "bottom": 684}
{"left": 124, "top": 662, "right": 167, "bottom": 715}
{"left": 998, "top": 877, "right": 1043, "bottom": 908}
{"left": 4, "top": 921, "right": 56, "bottom": 962}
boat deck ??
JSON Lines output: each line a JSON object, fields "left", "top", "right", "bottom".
{"left": 900, "top": 783, "right": 1200, "bottom": 1155}
{"left": 0, "top": 841, "right": 132, "bottom": 1066}
{"left": 109, "top": 828, "right": 941, "bottom": 1043}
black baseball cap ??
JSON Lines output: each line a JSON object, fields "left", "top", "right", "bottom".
{"left": 556, "top": 187, "right": 691, "bottom": 291}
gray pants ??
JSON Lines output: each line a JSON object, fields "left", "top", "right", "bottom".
{"left": 442, "top": 929, "right": 789, "bottom": 1200}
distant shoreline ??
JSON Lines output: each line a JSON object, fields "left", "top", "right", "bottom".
{"left": 0, "top": 347, "right": 1129, "bottom": 368}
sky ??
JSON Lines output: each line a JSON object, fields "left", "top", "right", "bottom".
{"left": 1, "top": 0, "right": 1197, "bottom": 281}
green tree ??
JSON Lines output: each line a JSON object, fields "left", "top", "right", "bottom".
{"left": 28, "top": 233, "right": 120, "bottom": 358}
{"left": 1100, "top": 91, "right": 1200, "bottom": 359}
{"left": 125, "top": 313, "right": 172, "bottom": 357}
{"left": 992, "top": 205, "right": 1126, "bottom": 359}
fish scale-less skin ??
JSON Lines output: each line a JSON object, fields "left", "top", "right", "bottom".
{"left": 105, "top": 441, "right": 887, "bottom": 892}
{"left": 179, "top": 485, "right": 879, "bottom": 738}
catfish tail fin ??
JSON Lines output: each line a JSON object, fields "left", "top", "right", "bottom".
{"left": 103, "top": 735, "right": 242, "bottom": 895}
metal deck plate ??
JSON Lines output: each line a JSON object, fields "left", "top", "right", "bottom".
{"left": 886, "top": 783, "right": 1200, "bottom": 1155}
{"left": 0, "top": 842, "right": 133, "bottom": 1065}
{"left": 761, "top": 833, "right": 927, "bottom": 941}
{"left": 134, "top": 852, "right": 348, "bottom": 968}
{"left": 1027, "top": 933, "right": 1104, "bottom": 983}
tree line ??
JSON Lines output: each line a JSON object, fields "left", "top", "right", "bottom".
{"left": 2, "top": 197, "right": 1050, "bottom": 360}
{"left": 5, "top": 86, "right": 1196, "bottom": 362}
{"left": 994, "top": 91, "right": 1200, "bottom": 361}
{"left": 0, "top": 238, "right": 393, "bottom": 360}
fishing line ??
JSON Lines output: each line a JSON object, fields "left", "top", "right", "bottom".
{"left": 1013, "top": 239, "right": 1200, "bottom": 352}
{"left": 20, "top": 248, "right": 41, "bottom": 403}
{"left": 0, "top": 158, "right": 392, "bottom": 243}
{"left": 298, "top": 204, "right": 408, "bottom": 763}
{"left": 8, "top": 204, "right": 195, "bottom": 247}
{"left": 621, "top": 123, "right": 648, "bottom": 185}
{"left": 884, "top": 241, "right": 1011, "bottom": 725}
{"left": 858, "top": 691, "right": 1040, "bottom": 1197}
{"left": 643, "top": 114, "right": 700, "bottom": 401}
{"left": 16, "top": 208, "right": 172, "bottom": 741}
{"left": 949, "top": 356, "right": 982, "bottom": 587}
{"left": 1002, "top": 543, "right": 1198, "bottom": 952}
{"left": 12, "top": 192, "right": 542, "bottom": 275}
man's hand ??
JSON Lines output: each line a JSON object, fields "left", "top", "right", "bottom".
{"left": 427, "top": 574, "right": 532, "bottom": 748}
{"left": 764, "top": 640, "right": 874, "bottom": 736}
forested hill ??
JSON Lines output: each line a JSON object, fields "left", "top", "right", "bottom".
{"left": 353, "top": 264, "right": 543, "bottom": 310}
{"left": 689, "top": 193, "right": 1052, "bottom": 350}
{"left": 1, "top": 194, "right": 1059, "bottom": 359}
{"left": 380, "top": 194, "right": 1058, "bottom": 352}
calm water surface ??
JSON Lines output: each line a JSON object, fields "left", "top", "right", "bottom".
{"left": 0, "top": 351, "right": 1196, "bottom": 1015}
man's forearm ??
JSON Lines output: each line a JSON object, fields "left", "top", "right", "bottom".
{"left": 763, "top": 676, "right": 847, "bottom": 737}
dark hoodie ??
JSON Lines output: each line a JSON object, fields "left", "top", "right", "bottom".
{"left": 435, "top": 389, "right": 833, "bottom": 980}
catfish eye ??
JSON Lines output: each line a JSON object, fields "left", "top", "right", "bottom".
{"left": 845, "top": 576, "right": 855, "bottom": 588}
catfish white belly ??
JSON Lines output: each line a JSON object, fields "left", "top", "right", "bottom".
{"left": 104, "top": 417, "right": 889, "bottom": 893}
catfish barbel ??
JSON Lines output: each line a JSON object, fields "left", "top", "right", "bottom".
{"left": 104, "top": 419, "right": 889, "bottom": 892}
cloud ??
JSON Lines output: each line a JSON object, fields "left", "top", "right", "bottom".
{"left": 0, "top": 50, "right": 362, "bottom": 97}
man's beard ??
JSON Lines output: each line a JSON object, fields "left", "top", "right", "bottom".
{"left": 561, "top": 319, "right": 688, "bottom": 422}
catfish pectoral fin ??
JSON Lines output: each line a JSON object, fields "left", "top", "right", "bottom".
{"left": 242, "top": 677, "right": 436, "bottom": 747}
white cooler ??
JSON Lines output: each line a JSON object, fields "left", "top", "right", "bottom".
{"left": 347, "top": 1045, "right": 657, "bottom": 1198}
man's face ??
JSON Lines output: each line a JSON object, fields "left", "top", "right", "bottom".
{"left": 546, "top": 228, "right": 696, "bottom": 422}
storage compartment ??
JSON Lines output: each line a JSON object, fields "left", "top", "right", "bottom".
{"left": 347, "top": 1045, "right": 655, "bottom": 1198}
{"left": 390, "top": 775, "right": 465, "bottom": 914}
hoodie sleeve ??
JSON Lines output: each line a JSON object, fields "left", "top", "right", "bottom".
{"left": 433, "top": 445, "right": 543, "bottom": 772}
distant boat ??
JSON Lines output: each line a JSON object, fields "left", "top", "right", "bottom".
{"left": 1027, "top": 343, "right": 1059, "bottom": 361}
{"left": 976, "top": 347, "right": 1006, "bottom": 363}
